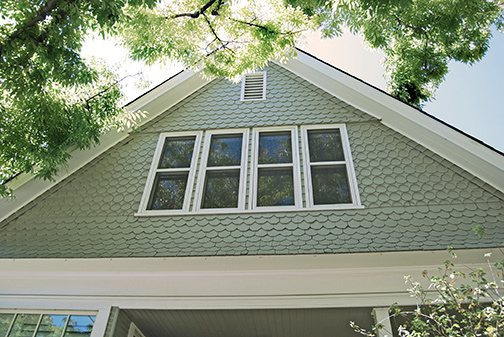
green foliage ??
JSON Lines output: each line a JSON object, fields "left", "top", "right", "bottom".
{"left": 0, "top": 0, "right": 152, "bottom": 197}
{"left": 285, "top": 0, "right": 504, "bottom": 106}
{"left": 120, "top": 0, "right": 312, "bottom": 80}
{"left": 351, "top": 250, "right": 504, "bottom": 336}
{"left": 1, "top": 0, "right": 502, "bottom": 197}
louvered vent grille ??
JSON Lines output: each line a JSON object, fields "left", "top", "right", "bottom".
{"left": 241, "top": 72, "right": 266, "bottom": 101}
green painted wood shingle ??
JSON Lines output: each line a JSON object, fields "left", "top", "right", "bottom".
{"left": 0, "top": 64, "right": 503, "bottom": 258}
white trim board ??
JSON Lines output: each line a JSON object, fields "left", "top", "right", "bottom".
{"left": 0, "top": 71, "right": 211, "bottom": 223}
{"left": 279, "top": 51, "right": 504, "bottom": 192}
{"left": 0, "top": 248, "right": 498, "bottom": 310}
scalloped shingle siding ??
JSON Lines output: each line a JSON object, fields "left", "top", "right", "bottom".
{"left": 0, "top": 64, "right": 502, "bottom": 258}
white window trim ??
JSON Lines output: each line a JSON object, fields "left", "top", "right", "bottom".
{"left": 193, "top": 129, "right": 249, "bottom": 213}
{"left": 240, "top": 72, "right": 266, "bottom": 101}
{"left": 250, "top": 126, "right": 302, "bottom": 210}
{"left": 301, "top": 124, "right": 362, "bottom": 209}
{"left": 137, "top": 131, "right": 203, "bottom": 215}
{"left": 0, "top": 310, "right": 98, "bottom": 337}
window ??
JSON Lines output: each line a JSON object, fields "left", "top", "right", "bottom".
{"left": 138, "top": 132, "right": 202, "bottom": 214}
{"left": 251, "top": 127, "right": 302, "bottom": 209}
{"left": 194, "top": 129, "right": 249, "bottom": 211}
{"left": 240, "top": 72, "right": 266, "bottom": 101}
{"left": 301, "top": 125, "right": 361, "bottom": 208}
{"left": 0, "top": 312, "right": 96, "bottom": 337}
{"left": 137, "top": 125, "right": 361, "bottom": 215}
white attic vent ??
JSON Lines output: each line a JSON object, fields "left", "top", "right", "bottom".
{"left": 241, "top": 72, "right": 266, "bottom": 101}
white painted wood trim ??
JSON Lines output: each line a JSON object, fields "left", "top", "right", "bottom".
{"left": 0, "top": 71, "right": 211, "bottom": 223}
{"left": 0, "top": 249, "right": 498, "bottom": 311}
{"left": 91, "top": 307, "right": 112, "bottom": 337}
{"left": 372, "top": 307, "right": 394, "bottom": 337}
{"left": 193, "top": 129, "right": 249, "bottom": 212}
{"left": 300, "top": 124, "right": 362, "bottom": 208}
{"left": 240, "top": 72, "right": 267, "bottom": 101}
{"left": 127, "top": 322, "right": 147, "bottom": 337}
{"left": 279, "top": 53, "right": 504, "bottom": 192}
{"left": 137, "top": 131, "right": 203, "bottom": 214}
{"left": 250, "top": 126, "right": 302, "bottom": 210}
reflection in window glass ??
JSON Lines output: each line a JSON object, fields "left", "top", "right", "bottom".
{"left": 202, "top": 171, "right": 240, "bottom": 208}
{"left": 158, "top": 137, "right": 196, "bottom": 169}
{"left": 208, "top": 135, "right": 242, "bottom": 167}
{"left": 8, "top": 314, "right": 39, "bottom": 337}
{"left": 149, "top": 173, "right": 189, "bottom": 210}
{"left": 63, "top": 316, "right": 95, "bottom": 337}
{"left": 257, "top": 168, "right": 294, "bottom": 206}
{"left": 307, "top": 129, "right": 344, "bottom": 162}
{"left": 258, "top": 132, "right": 292, "bottom": 164}
{"left": 35, "top": 315, "right": 67, "bottom": 337}
{"left": 0, "top": 314, "right": 14, "bottom": 337}
{"left": 311, "top": 166, "right": 351, "bottom": 204}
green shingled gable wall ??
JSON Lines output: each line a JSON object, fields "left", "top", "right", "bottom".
{"left": 0, "top": 64, "right": 502, "bottom": 258}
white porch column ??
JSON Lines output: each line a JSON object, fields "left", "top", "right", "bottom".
{"left": 372, "top": 307, "right": 394, "bottom": 337}
{"left": 90, "top": 307, "right": 112, "bottom": 337}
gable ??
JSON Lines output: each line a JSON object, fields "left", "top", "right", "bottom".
{"left": 1, "top": 63, "right": 502, "bottom": 259}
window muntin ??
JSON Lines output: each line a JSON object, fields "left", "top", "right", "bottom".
{"left": 0, "top": 313, "right": 96, "bottom": 337}
{"left": 302, "top": 125, "right": 361, "bottom": 208}
{"left": 138, "top": 125, "right": 361, "bottom": 215}
{"left": 195, "top": 130, "right": 249, "bottom": 211}
{"left": 138, "top": 132, "right": 202, "bottom": 214}
{"left": 251, "top": 127, "right": 302, "bottom": 209}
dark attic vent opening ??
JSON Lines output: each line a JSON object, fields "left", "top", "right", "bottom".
{"left": 241, "top": 72, "right": 266, "bottom": 101}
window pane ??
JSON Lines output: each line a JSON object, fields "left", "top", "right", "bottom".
{"left": 8, "top": 314, "right": 39, "bottom": 337}
{"left": 202, "top": 170, "right": 240, "bottom": 208}
{"left": 0, "top": 314, "right": 14, "bottom": 337}
{"left": 158, "top": 136, "right": 196, "bottom": 169}
{"left": 35, "top": 315, "right": 67, "bottom": 337}
{"left": 308, "top": 129, "right": 345, "bottom": 162}
{"left": 208, "top": 135, "right": 243, "bottom": 167}
{"left": 149, "top": 173, "right": 189, "bottom": 210}
{"left": 258, "top": 132, "right": 292, "bottom": 164}
{"left": 257, "top": 168, "right": 294, "bottom": 206}
{"left": 311, "top": 166, "right": 351, "bottom": 204}
{"left": 63, "top": 315, "right": 95, "bottom": 337}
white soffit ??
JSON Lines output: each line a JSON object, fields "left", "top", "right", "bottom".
{"left": 281, "top": 51, "right": 504, "bottom": 192}
{"left": 0, "top": 70, "right": 211, "bottom": 223}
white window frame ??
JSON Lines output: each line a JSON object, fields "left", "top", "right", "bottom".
{"left": 301, "top": 124, "right": 361, "bottom": 209}
{"left": 0, "top": 310, "right": 98, "bottom": 337}
{"left": 137, "top": 131, "right": 202, "bottom": 215}
{"left": 250, "top": 126, "right": 302, "bottom": 210}
{"left": 193, "top": 129, "right": 249, "bottom": 213}
{"left": 240, "top": 72, "right": 266, "bottom": 101}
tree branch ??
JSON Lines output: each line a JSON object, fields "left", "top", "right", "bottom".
{"left": 84, "top": 72, "right": 141, "bottom": 104}
{"left": 0, "top": 0, "right": 61, "bottom": 56}
{"left": 203, "top": 14, "right": 234, "bottom": 54}
{"left": 171, "top": 0, "right": 218, "bottom": 19}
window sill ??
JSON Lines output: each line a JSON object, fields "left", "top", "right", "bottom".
{"left": 134, "top": 204, "right": 365, "bottom": 217}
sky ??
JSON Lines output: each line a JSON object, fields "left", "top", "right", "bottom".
{"left": 83, "top": 29, "right": 504, "bottom": 152}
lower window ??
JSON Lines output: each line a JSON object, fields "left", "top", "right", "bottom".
{"left": 0, "top": 312, "right": 96, "bottom": 337}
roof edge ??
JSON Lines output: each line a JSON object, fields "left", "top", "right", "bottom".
{"left": 281, "top": 50, "right": 504, "bottom": 192}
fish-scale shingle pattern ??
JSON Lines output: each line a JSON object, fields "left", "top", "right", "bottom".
{"left": 0, "top": 65, "right": 503, "bottom": 258}
{"left": 141, "top": 63, "right": 375, "bottom": 133}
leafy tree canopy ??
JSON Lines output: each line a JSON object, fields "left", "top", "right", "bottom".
{"left": 1, "top": 0, "right": 502, "bottom": 197}
{"left": 286, "top": 0, "right": 504, "bottom": 105}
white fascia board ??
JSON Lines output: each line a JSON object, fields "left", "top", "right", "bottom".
{"left": 0, "top": 248, "right": 497, "bottom": 310}
{"left": 0, "top": 70, "right": 210, "bottom": 223}
{"left": 279, "top": 53, "right": 504, "bottom": 192}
